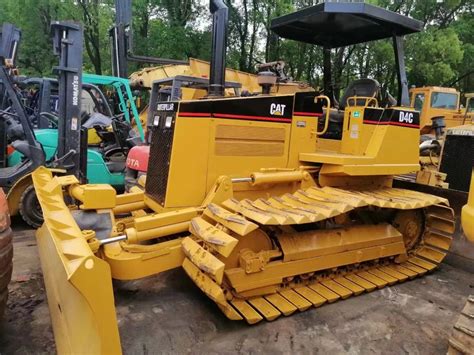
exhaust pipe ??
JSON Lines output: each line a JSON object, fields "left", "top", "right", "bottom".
{"left": 208, "top": 0, "right": 228, "bottom": 97}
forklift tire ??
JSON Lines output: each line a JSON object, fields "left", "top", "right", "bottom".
{"left": 0, "top": 227, "right": 13, "bottom": 320}
{"left": 19, "top": 185, "right": 44, "bottom": 228}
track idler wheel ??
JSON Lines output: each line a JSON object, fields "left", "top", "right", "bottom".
{"left": 223, "top": 229, "right": 273, "bottom": 269}
{"left": 392, "top": 209, "right": 424, "bottom": 251}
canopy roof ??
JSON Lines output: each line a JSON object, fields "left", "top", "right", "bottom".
{"left": 271, "top": 2, "right": 423, "bottom": 48}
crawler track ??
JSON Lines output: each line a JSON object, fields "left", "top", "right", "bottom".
{"left": 184, "top": 186, "right": 455, "bottom": 324}
{"left": 449, "top": 295, "right": 474, "bottom": 354}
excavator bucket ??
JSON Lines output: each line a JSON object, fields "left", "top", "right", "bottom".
{"left": 33, "top": 167, "right": 121, "bottom": 354}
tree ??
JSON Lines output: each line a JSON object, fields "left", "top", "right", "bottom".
{"left": 0, "top": 0, "right": 60, "bottom": 76}
{"left": 407, "top": 27, "right": 464, "bottom": 86}
{"left": 452, "top": 12, "right": 474, "bottom": 92}
{"left": 0, "top": 0, "right": 471, "bottom": 96}
{"left": 77, "top": 0, "right": 103, "bottom": 74}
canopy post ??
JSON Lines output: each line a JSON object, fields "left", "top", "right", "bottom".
{"left": 393, "top": 35, "right": 409, "bottom": 107}
{"left": 323, "top": 48, "right": 334, "bottom": 104}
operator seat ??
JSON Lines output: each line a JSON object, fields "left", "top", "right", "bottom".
{"left": 340, "top": 78, "right": 380, "bottom": 108}
{"left": 82, "top": 112, "right": 112, "bottom": 128}
{"left": 320, "top": 78, "right": 381, "bottom": 140}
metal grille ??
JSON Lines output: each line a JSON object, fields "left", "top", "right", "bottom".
{"left": 439, "top": 134, "right": 474, "bottom": 192}
{"left": 145, "top": 113, "right": 176, "bottom": 205}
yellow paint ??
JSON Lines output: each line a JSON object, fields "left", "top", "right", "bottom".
{"left": 6, "top": 168, "right": 66, "bottom": 216}
{"left": 165, "top": 116, "right": 211, "bottom": 207}
{"left": 87, "top": 127, "right": 106, "bottom": 145}
{"left": 32, "top": 85, "right": 460, "bottom": 347}
{"left": 32, "top": 167, "right": 121, "bottom": 354}
{"left": 189, "top": 217, "right": 238, "bottom": 257}
{"left": 125, "top": 221, "right": 189, "bottom": 244}
{"left": 6, "top": 173, "right": 33, "bottom": 216}
{"left": 182, "top": 237, "right": 225, "bottom": 283}
{"left": 462, "top": 169, "right": 474, "bottom": 242}
{"left": 102, "top": 238, "right": 184, "bottom": 280}
{"left": 129, "top": 57, "right": 313, "bottom": 96}
{"left": 409, "top": 86, "right": 473, "bottom": 134}
{"left": 314, "top": 95, "right": 331, "bottom": 135}
{"left": 69, "top": 184, "right": 117, "bottom": 210}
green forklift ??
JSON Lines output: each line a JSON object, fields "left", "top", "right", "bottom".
{"left": 9, "top": 73, "right": 145, "bottom": 183}
{"left": 0, "top": 22, "right": 143, "bottom": 227}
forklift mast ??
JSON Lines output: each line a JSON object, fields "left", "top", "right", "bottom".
{"left": 51, "top": 21, "right": 86, "bottom": 182}
{"left": 0, "top": 23, "right": 21, "bottom": 68}
{"left": 0, "top": 23, "right": 22, "bottom": 168}
{"left": 0, "top": 65, "right": 45, "bottom": 180}
{"left": 110, "top": 0, "right": 187, "bottom": 78}
{"left": 1, "top": 24, "right": 23, "bottom": 169}
{"left": 37, "top": 79, "right": 53, "bottom": 129}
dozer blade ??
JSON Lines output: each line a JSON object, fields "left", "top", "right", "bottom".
{"left": 33, "top": 167, "right": 121, "bottom": 354}
{"left": 448, "top": 295, "right": 474, "bottom": 354}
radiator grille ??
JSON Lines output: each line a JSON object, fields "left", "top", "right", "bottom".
{"left": 439, "top": 133, "right": 474, "bottom": 192}
{"left": 145, "top": 112, "right": 176, "bottom": 205}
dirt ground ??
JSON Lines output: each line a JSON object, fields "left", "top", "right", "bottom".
{"left": 0, "top": 217, "right": 473, "bottom": 354}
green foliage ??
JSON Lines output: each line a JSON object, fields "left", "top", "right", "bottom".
{"left": 0, "top": 0, "right": 60, "bottom": 76}
{"left": 452, "top": 12, "right": 474, "bottom": 89}
{"left": 407, "top": 28, "right": 463, "bottom": 86}
{"left": 0, "top": 0, "right": 472, "bottom": 94}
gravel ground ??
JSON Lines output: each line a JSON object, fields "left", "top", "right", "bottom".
{"left": 0, "top": 217, "right": 473, "bottom": 354}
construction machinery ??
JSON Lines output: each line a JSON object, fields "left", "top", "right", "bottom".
{"left": 81, "top": 73, "right": 144, "bottom": 143}
{"left": 33, "top": 2, "right": 457, "bottom": 353}
{"left": 0, "top": 187, "right": 12, "bottom": 321}
{"left": 110, "top": 0, "right": 310, "bottom": 96}
{"left": 448, "top": 169, "right": 474, "bottom": 354}
{"left": 0, "top": 22, "right": 51, "bottom": 226}
{"left": 128, "top": 58, "right": 313, "bottom": 98}
{"left": 0, "top": 24, "right": 17, "bottom": 321}
{"left": 399, "top": 118, "right": 474, "bottom": 271}
{"left": 395, "top": 92, "right": 474, "bottom": 287}
{"left": 9, "top": 73, "right": 145, "bottom": 173}
{"left": 410, "top": 86, "right": 473, "bottom": 135}
{"left": 1, "top": 21, "right": 148, "bottom": 227}
{"left": 113, "top": 0, "right": 313, "bottom": 189}
{"left": 435, "top": 121, "right": 474, "bottom": 192}
{"left": 409, "top": 93, "right": 474, "bottom": 190}
{"left": 124, "top": 74, "right": 245, "bottom": 189}
{"left": 123, "top": 70, "right": 303, "bottom": 189}
{"left": 1, "top": 20, "right": 144, "bottom": 168}
{"left": 0, "top": 23, "right": 20, "bottom": 75}
{"left": 15, "top": 73, "right": 144, "bottom": 143}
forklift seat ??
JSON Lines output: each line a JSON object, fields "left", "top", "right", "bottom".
{"left": 106, "top": 160, "right": 126, "bottom": 173}
{"left": 320, "top": 78, "right": 381, "bottom": 140}
{"left": 82, "top": 112, "right": 112, "bottom": 129}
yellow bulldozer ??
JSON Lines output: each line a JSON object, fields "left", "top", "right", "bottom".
{"left": 448, "top": 169, "right": 474, "bottom": 354}
{"left": 32, "top": 2, "right": 457, "bottom": 353}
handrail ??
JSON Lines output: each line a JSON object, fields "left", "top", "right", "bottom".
{"left": 346, "top": 96, "right": 378, "bottom": 108}
{"left": 314, "top": 95, "right": 331, "bottom": 135}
